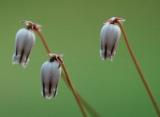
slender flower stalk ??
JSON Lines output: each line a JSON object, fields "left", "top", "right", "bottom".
{"left": 57, "top": 54, "right": 100, "bottom": 117}
{"left": 62, "top": 72, "right": 100, "bottom": 117}
{"left": 57, "top": 58, "right": 87, "bottom": 117}
{"left": 23, "top": 20, "right": 99, "bottom": 117}
{"left": 34, "top": 30, "right": 52, "bottom": 54}
{"left": 23, "top": 20, "right": 52, "bottom": 54}
{"left": 78, "top": 94, "right": 100, "bottom": 117}
{"left": 115, "top": 18, "right": 160, "bottom": 117}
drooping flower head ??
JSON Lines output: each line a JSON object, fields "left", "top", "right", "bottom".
{"left": 100, "top": 17, "right": 125, "bottom": 60}
{"left": 12, "top": 28, "right": 35, "bottom": 67}
{"left": 41, "top": 56, "right": 61, "bottom": 100}
{"left": 12, "top": 21, "right": 41, "bottom": 67}
{"left": 12, "top": 22, "right": 33, "bottom": 67}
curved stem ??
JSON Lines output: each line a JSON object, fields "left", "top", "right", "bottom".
{"left": 62, "top": 71, "right": 100, "bottom": 117}
{"left": 78, "top": 94, "right": 100, "bottom": 117}
{"left": 33, "top": 22, "right": 97, "bottom": 117}
{"left": 34, "top": 30, "right": 52, "bottom": 55}
{"left": 58, "top": 58, "right": 88, "bottom": 117}
{"left": 117, "top": 21, "right": 160, "bottom": 117}
{"left": 36, "top": 30, "right": 88, "bottom": 116}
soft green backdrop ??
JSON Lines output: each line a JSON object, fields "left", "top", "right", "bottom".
{"left": 0, "top": 0, "right": 159, "bottom": 117}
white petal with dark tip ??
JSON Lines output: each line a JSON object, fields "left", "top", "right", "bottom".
{"left": 41, "top": 60, "right": 61, "bottom": 99}
{"left": 12, "top": 28, "right": 35, "bottom": 67}
{"left": 100, "top": 22, "right": 121, "bottom": 60}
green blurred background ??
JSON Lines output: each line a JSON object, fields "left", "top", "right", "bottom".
{"left": 0, "top": 0, "right": 159, "bottom": 116}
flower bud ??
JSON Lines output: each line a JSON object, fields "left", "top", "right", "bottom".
{"left": 12, "top": 28, "right": 35, "bottom": 67}
{"left": 100, "top": 17, "right": 122, "bottom": 60}
{"left": 41, "top": 57, "right": 61, "bottom": 100}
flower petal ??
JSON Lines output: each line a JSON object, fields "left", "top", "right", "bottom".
{"left": 41, "top": 60, "right": 61, "bottom": 99}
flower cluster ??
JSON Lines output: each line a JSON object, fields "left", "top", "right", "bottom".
{"left": 12, "top": 21, "right": 61, "bottom": 99}
{"left": 12, "top": 18, "right": 125, "bottom": 100}
{"left": 11, "top": 17, "right": 160, "bottom": 117}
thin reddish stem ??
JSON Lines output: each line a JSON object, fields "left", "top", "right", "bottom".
{"left": 34, "top": 30, "right": 52, "bottom": 55}
{"left": 35, "top": 29, "right": 88, "bottom": 117}
{"left": 62, "top": 70, "right": 100, "bottom": 117}
{"left": 25, "top": 21, "right": 97, "bottom": 117}
{"left": 23, "top": 20, "right": 52, "bottom": 55}
{"left": 58, "top": 58, "right": 88, "bottom": 117}
{"left": 117, "top": 20, "right": 160, "bottom": 117}
{"left": 78, "top": 94, "right": 100, "bottom": 117}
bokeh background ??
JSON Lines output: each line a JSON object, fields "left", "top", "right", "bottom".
{"left": 0, "top": 0, "right": 159, "bottom": 117}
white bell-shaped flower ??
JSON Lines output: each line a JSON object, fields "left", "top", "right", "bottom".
{"left": 100, "top": 17, "right": 122, "bottom": 60}
{"left": 41, "top": 57, "right": 61, "bottom": 100}
{"left": 12, "top": 28, "right": 35, "bottom": 67}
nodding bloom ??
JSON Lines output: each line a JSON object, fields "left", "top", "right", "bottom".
{"left": 12, "top": 27, "right": 35, "bottom": 67}
{"left": 100, "top": 17, "right": 124, "bottom": 60}
{"left": 41, "top": 57, "right": 61, "bottom": 100}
